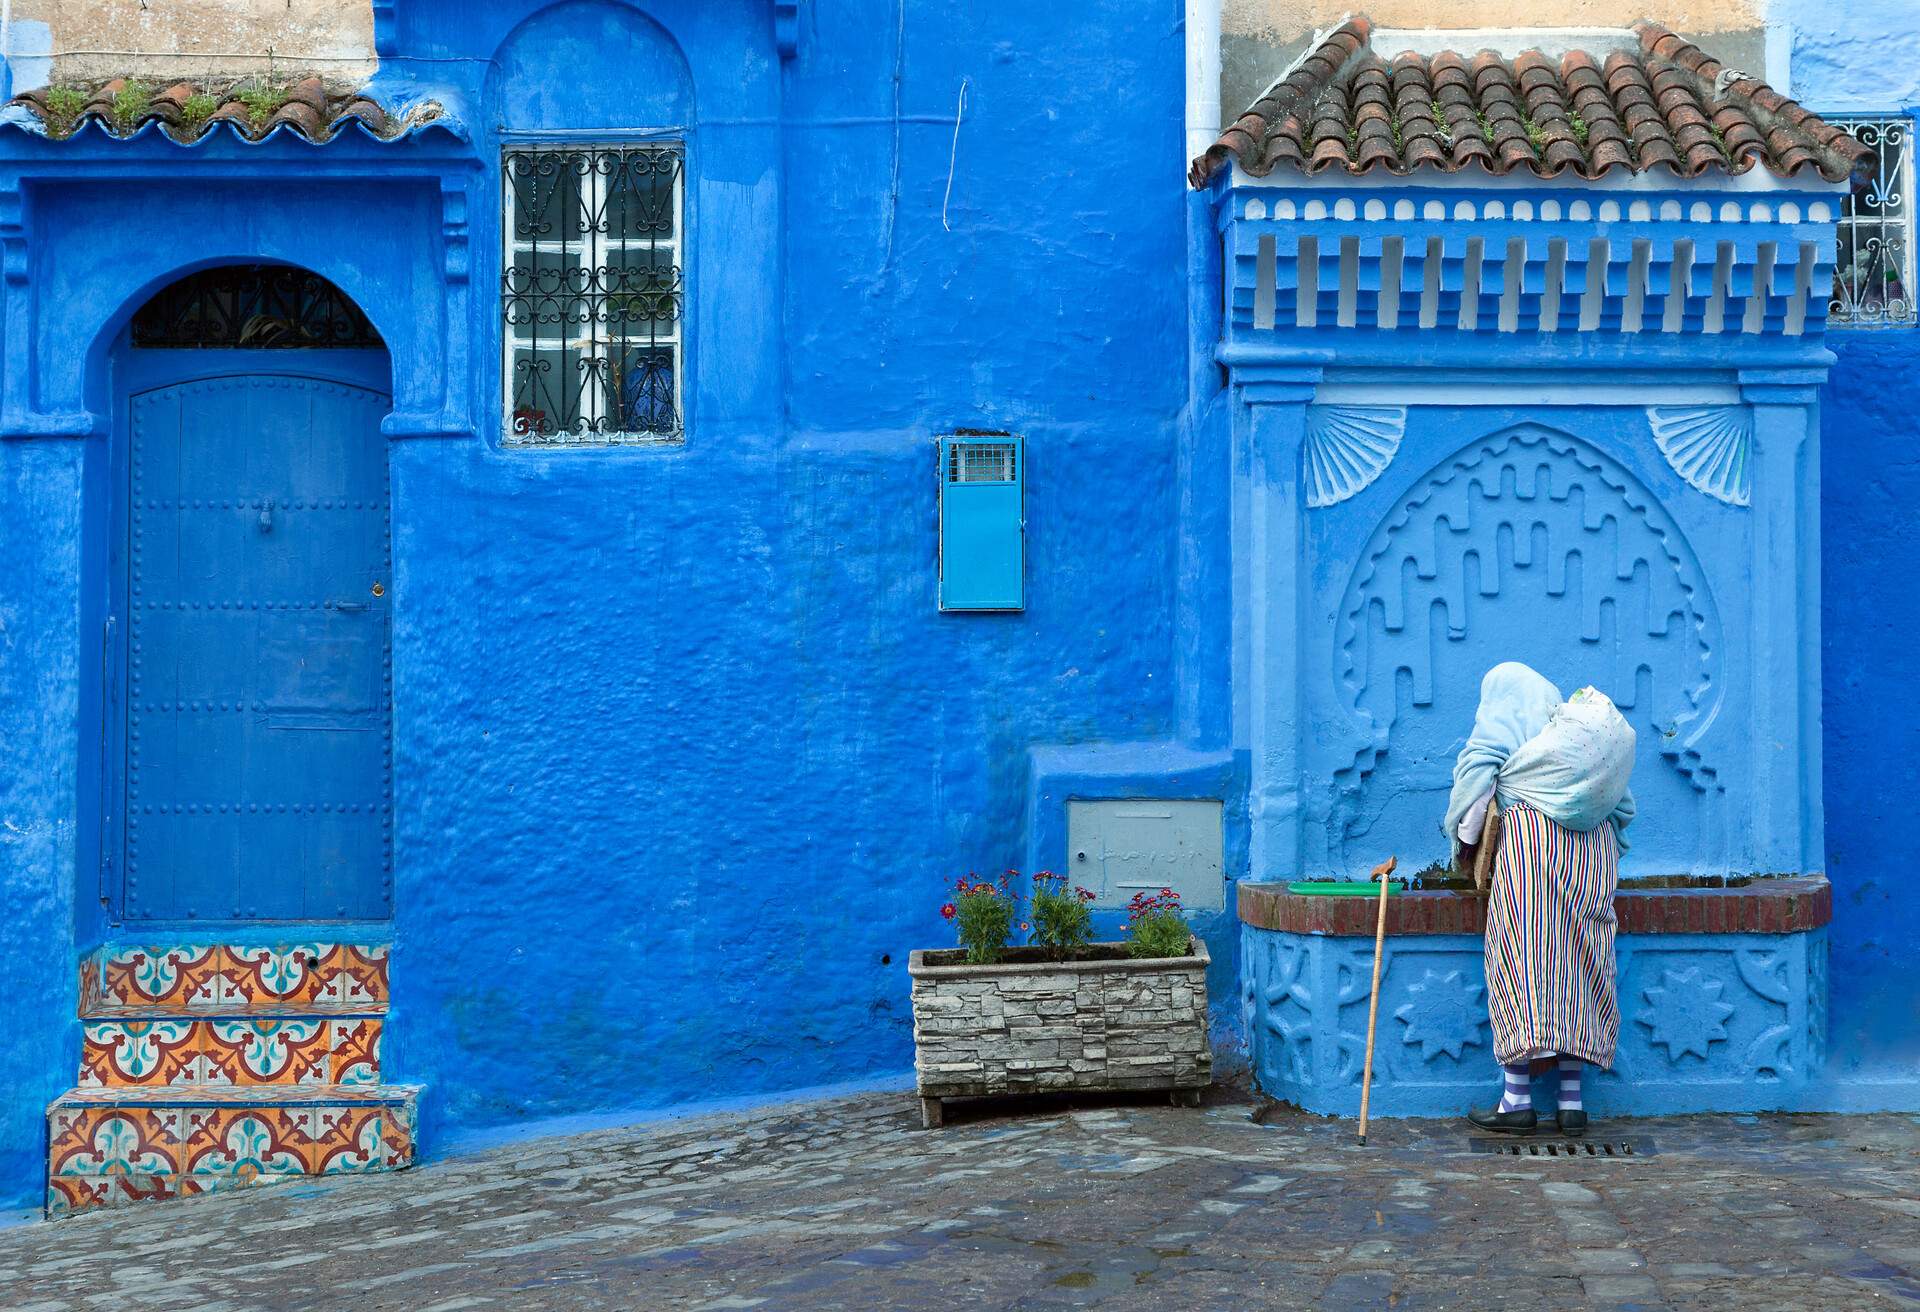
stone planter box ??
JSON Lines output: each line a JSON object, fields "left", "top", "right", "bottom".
{"left": 908, "top": 940, "right": 1212, "bottom": 1127}
{"left": 1239, "top": 876, "right": 1830, "bottom": 1118}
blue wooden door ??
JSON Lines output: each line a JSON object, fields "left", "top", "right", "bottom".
{"left": 119, "top": 353, "right": 392, "bottom": 921}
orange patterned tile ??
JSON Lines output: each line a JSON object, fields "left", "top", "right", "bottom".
{"left": 99, "top": 945, "right": 223, "bottom": 1008}
{"left": 221, "top": 945, "right": 328, "bottom": 1006}
{"left": 79, "top": 1021, "right": 201, "bottom": 1088}
{"left": 198, "top": 1019, "right": 331, "bottom": 1086}
{"left": 312, "top": 943, "right": 390, "bottom": 1007}
{"left": 329, "top": 1018, "right": 383, "bottom": 1085}
{"left": 48, "top": 1107, "right": 186, "bottom": 1176}
{"left": 379, "top": 1107, "right": 415, "bottom": 1168}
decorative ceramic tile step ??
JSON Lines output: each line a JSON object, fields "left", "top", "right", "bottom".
{"left": 80, "top": 942, "right": 389, "bottom": 1014}
{"left": 80, "top": 1016, "right": 383, "bottom": 1088}
{"left": 46, "top": 1084, "right": 418, "bottom": 1218}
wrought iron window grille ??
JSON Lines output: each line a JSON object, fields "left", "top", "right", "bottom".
{"left": 130, "top": 265, "right": 383, "bottom": 349}
{"left": 502, "top": 143, "right": 686, "bottom": 445}
{"left": 1830, "top": 115, "right": 1916, "bottom": 328}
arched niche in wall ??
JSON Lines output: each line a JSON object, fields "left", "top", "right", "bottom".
{"left": 489, "top": 0, "right": 694, "bottom": 130}
{"left": 1317, "top": 421, "right": 1730, "bottom": 875}
{"left": 487, "top": 1, "right": 696, "bottom": 445}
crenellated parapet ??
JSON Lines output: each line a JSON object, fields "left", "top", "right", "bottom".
{"left": 1221, "top": 183, "right": 1844, "bottom": 345}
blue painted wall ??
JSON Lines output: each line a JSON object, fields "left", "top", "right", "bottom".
{"left": 386, "top": 0, "right": 1188, "bottom": 1146}
{"left": 1820, "top": 330, "right": 1920, "bottom": 1092}
{"left": 1786, "top": 0, "right": 1920, "bottom": 1098}
{"left": 0, "top": 0, "right": 1191, "bottom": 1211}
{"left": 3, "top": 0, "right": 1917, "bottom": 1218}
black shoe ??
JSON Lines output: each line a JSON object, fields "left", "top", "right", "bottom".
{"left": 1468, "top": 1107, "right": 1537, "bottom": 1134}
{"left": 1556, "top": 1110, "right": 1588, "bottom": 1137}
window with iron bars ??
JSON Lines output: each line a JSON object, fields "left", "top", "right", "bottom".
{"left": 1830, "top": 115, "right": 1916, "bottom": 328}
{"left": 502, "top": 144, "right": 685, "bottom": 444}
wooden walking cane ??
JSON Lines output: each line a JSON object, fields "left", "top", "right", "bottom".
{"left": 1356, "top": 854, "right": 1397, "bottom": 1147}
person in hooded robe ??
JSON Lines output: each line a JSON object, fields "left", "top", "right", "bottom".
{"left": 1445, "top": 662, "right": 1637, "bottom": 1136}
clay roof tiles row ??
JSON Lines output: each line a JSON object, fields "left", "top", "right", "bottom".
{"left": 1192, "top": 17, "right": 1871, "bottom": 187}
{"left": 6, "top": 76, "right": 437, "bottom": 144}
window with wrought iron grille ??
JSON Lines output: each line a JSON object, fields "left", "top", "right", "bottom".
{"left": 502, "top": 144, "right": 685, "bottom": 444}
{"left": 1830, "top": 116, "right": 1916, "bottom": 328}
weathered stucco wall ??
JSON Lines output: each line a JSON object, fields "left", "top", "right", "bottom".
{"left": 0, "top": 0, "right": 1191, "bottom": 1213}
{"left": 1785, "top": 0, "right": 1920, "bottom": 1098}
{"left": 5, "top": 0, "right": 374, "bottom": 85}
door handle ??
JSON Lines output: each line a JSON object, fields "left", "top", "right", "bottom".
{"left": 332, "top": 600, "right": 370, "bottom": 612}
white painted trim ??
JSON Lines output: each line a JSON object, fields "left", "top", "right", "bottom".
{"left": 1313, "top": 381, "right": 1745, "bottom": 407}
{"left": 1228, "top": 160, "right": 1848, "bottom": 196}
{"left": 1184, "top": 0, "right": 1222, "bottom": 171}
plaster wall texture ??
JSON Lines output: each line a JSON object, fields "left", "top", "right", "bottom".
{"left": 1783, "top": 0, "right": 1920, "bottom": 1094}
{"left": 1242, "top": 922, "right": 1830, "bottom": 1117}
{"left": 4, "top": 0, "right": 375, "bottom": 84}
{"left": 0, "top": 442, "right": 82, "bottom": 1215}
{"left": 0, "top": 0, "right": 1191, "bottom": 1213}
{"left": 1, "top": 0, "right": 1916, "bottom": 1221}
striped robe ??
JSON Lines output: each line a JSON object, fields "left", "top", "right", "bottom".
{"left": 1484, "top": 802, "right": 1620, "bottom": 1067}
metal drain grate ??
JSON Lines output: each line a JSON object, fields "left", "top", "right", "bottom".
{"left": 1468, "top": 1137, "right": 1657, "bottom": 1158}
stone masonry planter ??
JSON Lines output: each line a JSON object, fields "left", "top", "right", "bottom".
{"left": 1239, "top": 876, "right": 1830, "bottom": 1118}
{"left": 908, "top": 941, "right": 1212, "bottom": 1127}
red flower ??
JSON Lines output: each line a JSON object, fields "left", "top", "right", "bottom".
{"left": 1075, "top": 887, "right": 1095, "bottom": 902}
{"left": 940, "top": 903, "right": 957, "bottom": 920}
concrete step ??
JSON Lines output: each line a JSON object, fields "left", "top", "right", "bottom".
{"left": 80, "top": 1015, "right": 384, "bottom": 1088}
{"left": 46, "top": 1083, "right": 418, "bottom": 1217}
{"left": 80, "top": 941, "right": 390, "bottom": 1014}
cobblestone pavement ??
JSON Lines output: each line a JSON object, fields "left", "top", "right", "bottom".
{"left": 3, "top": 1089, "right": 1919, "bottom": 1311}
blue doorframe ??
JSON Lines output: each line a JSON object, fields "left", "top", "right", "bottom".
{"left": 105, "top": 348, "right": 395, "bottom": 926}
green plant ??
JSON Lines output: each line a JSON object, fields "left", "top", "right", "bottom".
{"left": 110, "top": 79, "right": 150, "bottom": 131}
{"left": 942, "top": 873, "right": 1013, "bottom": 965}
{"left": 179, "top": 93, "right": 220, "bottom": 130}
{"left": 1030, "top": 870, "right": 1095, "bottom": 958}
{"left": 43, "top": 85, "right": 88, "bottom": 136}
{"left": 237, "top": 80, "right": 290, "bottom": 128}
{"left": 1568, "top": 110, "right": 1590, "bottom": 147}
{"left": 1125, "top": 888, "right": 1190, "bottom": 959}
{"left": 1520, "top": 112, "right": 1546, "bottom": 154}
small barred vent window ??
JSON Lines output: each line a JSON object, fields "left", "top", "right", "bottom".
{"left": 948, "top": 442, "right": 1018, "bottom": 484}
{"left": 503, "top": 144, "right": 685, "bottom": 445}
{"left": 1831, "top": 116, "right": 1916, "bottom": 328}
{"left": 131, "top": 265, "right": 383, "bottom": 349}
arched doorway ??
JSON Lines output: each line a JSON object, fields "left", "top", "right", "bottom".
{"left": 108, "top": 264, "right": 394, "bottom": 923}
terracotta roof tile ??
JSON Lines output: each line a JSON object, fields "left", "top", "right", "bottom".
{"left": 1190, "top": 15, "right": 1873, "bottom": 187}
{"left": 6, "top": 75, "right": 440, "bottom": 144}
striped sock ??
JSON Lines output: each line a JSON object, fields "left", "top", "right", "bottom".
{"left": 1497, "top": 1062, "right": 1533, "bottom": 1113}
{"left": 1558, "top": 1056, "right": 1584, "bottom": 1112}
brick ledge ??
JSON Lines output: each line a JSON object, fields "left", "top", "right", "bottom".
{"left": 1238, "top": 875, "right": 1831, "bottom": 936}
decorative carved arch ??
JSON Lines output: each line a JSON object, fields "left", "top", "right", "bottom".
{"left": 1330, "top": 423, "right": 1725, "bottom": 805}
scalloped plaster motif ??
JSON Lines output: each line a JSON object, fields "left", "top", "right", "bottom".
{"left": 1304, "top": 406, "right": 1405, "bottom": 508}
{"left": 1647, "top": 406, "right": 1753, "bottom": 507}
